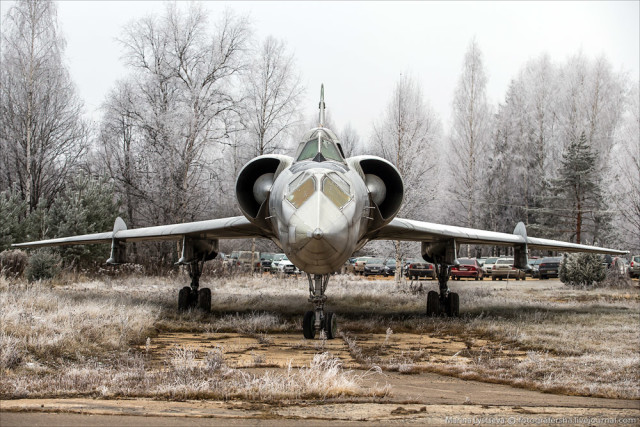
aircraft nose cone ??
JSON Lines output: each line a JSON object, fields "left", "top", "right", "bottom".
{"left": 312, "top": 228, "right": 324, "bottom": 240}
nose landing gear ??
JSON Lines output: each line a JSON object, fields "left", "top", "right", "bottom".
{"left": 303, "top": 274, "right": 337, "bottom": 339}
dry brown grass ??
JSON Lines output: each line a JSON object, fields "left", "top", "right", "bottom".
{"left": 0, "top": 274, "right": 387, "bottom": 400}
{"left": 1, "top": 272, "right": 638, "bottom": 400}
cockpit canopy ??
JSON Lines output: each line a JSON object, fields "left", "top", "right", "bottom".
{"left": 295, "top": 128, "right": 345, "bottom": 163}
{"left": 286, "top": 171, "right": 352, "bottom": 210}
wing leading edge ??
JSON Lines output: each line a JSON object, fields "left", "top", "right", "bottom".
{"left": 371, "top": 217, "right": 627, "bottom": 255}
{"left": 11, "top": 216, "right": 267, "bottom": 249}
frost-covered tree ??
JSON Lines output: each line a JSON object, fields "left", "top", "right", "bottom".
{"left": 447, "top": 39, "right": 491, "bottom": 256}
{"left": 610, "top": 83, "right": 640, "bottom": 252}
{"left": 541, "top": 132, "right": 608, "bottom": 244}
{"left": 372, "top": 74, "right": 441, "bottom": 219}
{"left": 0, "top": 0, "right": 88, "bottom": 211}
{"left": 559, "top": 54, "right": 626, "bottom": 167}
{"left": 116, "top": 4, "right": 250, "bottom": 228}
{"left": 370, "top": 73, "right": 442, "bottom": 275}
{"left": 99, "top": 79, "right": 145, "bottom": 229}
{"left": 242, "top": 35, "right": 304, "bottom": 156}
{"left": 0, "top": 189, "right": 28, "bottom": 251}
{"left": 47, "top": 175, "right": 119, "bottom": 267}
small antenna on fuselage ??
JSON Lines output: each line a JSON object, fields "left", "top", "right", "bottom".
{"left": 318, "top": 84, "right": 325, "bottom": 127}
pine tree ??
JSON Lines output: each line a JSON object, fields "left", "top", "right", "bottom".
{"left": 541, "top": 131, "right": 607, "bottom": 244}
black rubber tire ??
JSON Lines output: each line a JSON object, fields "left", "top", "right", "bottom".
{"left": 198, "top": 288, "right": 211, "bottom": 312}
{"left": 426, "top": 290, "right": 440, "bottom": 316}
{"left": 491, "top": 276, "right": 496, "bottom": 281}
{"left": 178, "top": 286, "right": 191, "bottom": 311}
{"left": 302, "top": 311, "right": 315, "bottom": 339}
{"left": 541, "top": 275, "right": 546, "bottom": 280}
{"left": 323, "top": 312, "right": 338, "bottom": 340}
{"left": 446, "top": 292, "right": 460, "bottom": 317}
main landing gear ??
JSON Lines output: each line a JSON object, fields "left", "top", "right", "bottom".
{"left": 177, "top": 259, "right": 211, "bottom": 312}
{"left": 426, "top": 263, "right": 459, "bottom": 317}
{"left": 302, "top": 274, "right": 337, "bottom": 339}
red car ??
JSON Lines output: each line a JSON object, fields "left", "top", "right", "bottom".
{"left": 450, "top": 258, "right": 484, "bottom": 280}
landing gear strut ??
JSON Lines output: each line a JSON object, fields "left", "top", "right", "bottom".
{"left": 178, "top": 259, "right": 211, "bottom": 312}
{"left": 426, "top": 263, "right": 459, "bottom": 317}
{"left": 303, "top": 274, "right": 337, "bottom": 339}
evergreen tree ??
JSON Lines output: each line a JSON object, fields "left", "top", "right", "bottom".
{"left": 47, "top": 175, "right": 119, "bottom": 267}
{"left": 541, "top": 131, "right": 608, "bottom": 244}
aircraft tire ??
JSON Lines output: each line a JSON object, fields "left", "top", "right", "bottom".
{"left": 446, "top": 292, "right": 460, "bottom": 317}
{"left": 426, "top": 291, "right": 440, "bottom": 316}
{"left": 178, "top": 287, "right": 191, "bottom": 311}
{"left": 323, "top": 312, "right": 337, "bottom": 339}
{"left": 303, "top": 311, "right": 316, "bottom": 339}
{"left": 198, "top": 288, "right": 211, "bottom": 312}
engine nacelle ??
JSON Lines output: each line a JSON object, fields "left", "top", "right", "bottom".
{"left": 236, "top": 155, "right": 293, "bottom": 220}
{"left": 349, "top": 156, "right": 404, "bottom": 222}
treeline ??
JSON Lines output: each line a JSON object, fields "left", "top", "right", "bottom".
{"left": 446, "top": 44, "right": 639, "bottom": 256}
{"left": 1, "top": 1, "right": 638, "bottom": 269}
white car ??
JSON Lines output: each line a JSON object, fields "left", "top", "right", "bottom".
{"left": 483, "top": 257, "right": 499, "bottom": 275}
{"left": 277, "top": 256, "right": 299, "bottom": 275}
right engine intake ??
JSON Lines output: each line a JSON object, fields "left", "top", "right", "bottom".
{"left": 354, "top": 156, "right": 404, "bottom": 221}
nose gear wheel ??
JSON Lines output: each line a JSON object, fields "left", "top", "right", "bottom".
{"left": 303, "top": 274, "right": 337, "bottom": 339}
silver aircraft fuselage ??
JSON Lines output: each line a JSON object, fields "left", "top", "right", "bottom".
{"left": 268, "top": 144, "right": 371, "bottom": 274}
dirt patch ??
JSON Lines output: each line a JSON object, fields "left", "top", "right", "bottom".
{"left": 140, "top": 329, "right": 528, "bottom": 373}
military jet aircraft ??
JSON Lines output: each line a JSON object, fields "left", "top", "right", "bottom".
{"left": 13, "top": 85, "right": 627, "bottom": 340}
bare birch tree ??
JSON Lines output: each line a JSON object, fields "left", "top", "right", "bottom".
{"left": 115, "top": 3, "right": 250, "bottom": 227}
{"left": 242, "top": 35, "right": 304, "bottom": 156}
{"left": 340, "top": 123, "right": 362, "bottom": 157}
{"left": 370, "top": 73, "right": 442, "bottom": 279}
{"left": 610, "top": 83, "right": 640, "bottom": 252}
{"left": 0, "top": 0, "right": 87, "bottom": 211}
{"left": 448, "top": 39, "right": 491, "bottom": 256}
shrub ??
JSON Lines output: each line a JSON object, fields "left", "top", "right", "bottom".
{"left": 601, "top": 265, "right": 634, "bottom": 288}
{"left": 25, "top": 251, "right": 61, "bottom": 282}
{"left": 559, "top": 253, "right": 606, "bottom": 287}
{"left": 0, "top": 250, "right": 28, "bottom": 278}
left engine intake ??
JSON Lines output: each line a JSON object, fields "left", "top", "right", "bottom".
{"left": 236, "top": 155, "right": 293, "bottom": 220}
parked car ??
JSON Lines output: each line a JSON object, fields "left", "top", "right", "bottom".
{"left": 224, "top": 251, "right": 260, "bottom": 272}
{"left": 405, "top": 258, "right": 436, "bottom": 280}
{"left": 260, "top": 253, "right": 275, "bottom": 272}
{"left": 382, "top": 258, "right": 398, "bottom": 277}
{"left": 344, "top": 257, "right": 357, "bottom": 274}
{"left": 629, "top": 255, "right": 640, "bottom": 279}
{"left": 223, "top": 251, "right": 239, "bottom": 270}
{"left": 491, "top": 258, "right": 526, "bottom": 280}
{"left": 528, "top": 258, "right": 543, "bottom": 278}
{"left": 363, "top": 257, "right": 386, "bottom": 276}
{"left": 270, "top": 253, "right": 286, "bottom": 274}
{"left": 276, "top": 255, "right": 298, "bottom": 275}
{"left": 354, "top": 256, "right": 373, "bottom": 275}
{"left": 538, "top": 256, "right": 562, "bottom": 279}
{"left": 610, "top": 256, "right": 629, "bottom": 276}
{"left": 450, "top": 258, "right": 484, "bottom": 280}
{"left": 483, "top": 257, "right": 499, "bottom": 275}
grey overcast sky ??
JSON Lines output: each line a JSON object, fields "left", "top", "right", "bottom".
{"left": 2, "top": 1, "right": 638, "bottom": 141}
